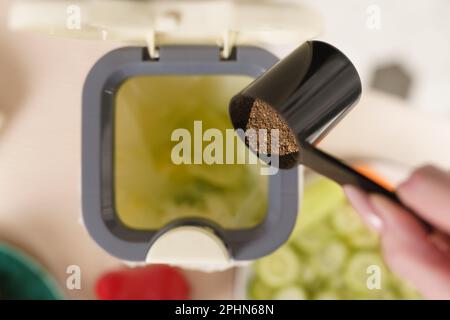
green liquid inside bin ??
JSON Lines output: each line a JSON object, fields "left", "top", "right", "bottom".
{"left": 114, "top": 75, "right": 269, "bottom": 230}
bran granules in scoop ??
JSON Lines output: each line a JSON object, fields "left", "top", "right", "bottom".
{"left": 245, "top": 98, "right": 300, "bottom": 157}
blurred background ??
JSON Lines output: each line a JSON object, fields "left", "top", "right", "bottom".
{"left": 303, "top": 0, "right": 450, "bottom": 115}
{"left": 0, "top": 0, "right": 449, "bottom": 300}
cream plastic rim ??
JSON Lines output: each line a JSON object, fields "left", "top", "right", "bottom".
{"left": 146, "top": 226, "right": 232, "bottom": 270}
{"left": 8, "top": 0, "right": 323, "bottom": 58}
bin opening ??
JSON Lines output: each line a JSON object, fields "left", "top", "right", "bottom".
{"left": 114, "top": 75, "right": 269, "bottom": 231}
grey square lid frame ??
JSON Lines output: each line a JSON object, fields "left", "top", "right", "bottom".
{"left": 82, "top": 45, "right": 299, "bottom": 262}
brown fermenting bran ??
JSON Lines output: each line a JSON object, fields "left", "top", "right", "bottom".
{"left": 246, "top": 99, "right": 299, "bottom": 156}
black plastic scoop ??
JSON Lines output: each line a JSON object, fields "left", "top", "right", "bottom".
{"left": 229, "top": 40, "right": 433, "bottom": 231}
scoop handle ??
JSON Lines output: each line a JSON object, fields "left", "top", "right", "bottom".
{"left": 300, "top": 142, "right": 433, "bottom": 232}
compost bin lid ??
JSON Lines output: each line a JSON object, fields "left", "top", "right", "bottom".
{"left": 8, "top": 0, "right": 322, "bottom": 57}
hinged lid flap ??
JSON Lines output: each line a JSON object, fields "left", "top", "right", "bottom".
{"left": 9, "top": 0, "right": 322, "bottom": 48}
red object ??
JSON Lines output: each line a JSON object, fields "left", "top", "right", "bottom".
{"left": 95, "top": 265, "right": 191, "bottom": 300}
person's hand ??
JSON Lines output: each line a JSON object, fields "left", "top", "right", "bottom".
{"left": 344, "top": 165, "right": 450, "bottom": 300}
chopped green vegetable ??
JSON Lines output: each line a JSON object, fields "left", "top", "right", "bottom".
{"left": 312, "top": 241, "right": 348, "bottom": 276}
{"left": 344, "top": 252, "right": 389, "bottom": 292}
{"left": 248, "top": 279, "right": 274, "bottom": 300}
{"left": 292, "top": 224, "right": 334, "bottom": 254}
{"left": 248, "top": 176, "right": 422, "bottom": 300}
{"left": 346, "top": 229, "right": 379, "bottom": 250}
{"left": 314, "top": 290, "right": 340, "bottom": 300}
{"left": 331, "top": 204, "right": 364, "bottom": 236}
{"left": 298, "top": 262, "right": 322, "bottom": 289}
{"left": 392, "top": 277, "right": 422, "bottom": 300}
{"left": 289, "top": 178, "right": 345, "bottom": 239}
{"left": 255, "top": 247, "right": 301, "bottom": 288}
{"left": 273, "top": 286, "right": 307, "bottom": 300}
